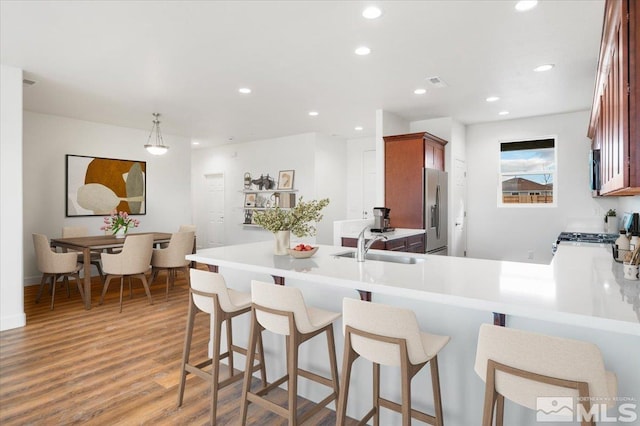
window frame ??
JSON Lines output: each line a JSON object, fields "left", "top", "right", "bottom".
{"left": 497, "top": 136, "right": 558, "bottom": 208}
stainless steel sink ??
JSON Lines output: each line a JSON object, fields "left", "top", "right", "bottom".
{"left": 333, "top": 251, "right": 424, "bottom": 264}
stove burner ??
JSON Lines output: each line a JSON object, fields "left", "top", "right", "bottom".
{"left": 556, "top": 232, "right": 618, "bottom": 244}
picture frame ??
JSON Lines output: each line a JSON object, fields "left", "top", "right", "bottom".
{"left": 65, "top": 154, "right": 146, "bottom": 217}
{"left": 244, "top": 193, "right": 257, "bottom": 207}
{"left": 277, "top": 170, "right": 295, "bottom": 190}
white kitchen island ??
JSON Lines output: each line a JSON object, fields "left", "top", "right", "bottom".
{"left": 187, "top": 242, "right": 640, "bottom": 425}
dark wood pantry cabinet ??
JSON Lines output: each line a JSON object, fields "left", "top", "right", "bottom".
{"left": 384, "top": 132, "right": 447, "bottom": 229}
{"left": 588, "top": 0, "right": 640, "bottom": 195}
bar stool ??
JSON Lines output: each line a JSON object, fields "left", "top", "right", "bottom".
{"left": 336, "top": 298, "right": 450, "bottom": 426}
{"left": 177, "top": 269, "right": 267, "bottom": 424}
{"left": 240, "top": 280, "right": 341, "bottom": 425}
{"left": 474, "top": 323, "right": 618, "bottom": 426}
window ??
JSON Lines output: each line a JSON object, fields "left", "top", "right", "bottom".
{"left": 499, "top": 138, "right": 556, "bottom": 206}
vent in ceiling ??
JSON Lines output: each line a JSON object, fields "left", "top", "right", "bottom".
{"left": 426, "top": 76, "right": 447, "bottom": 88}
{"left": 23, "top": 78, "right": 36, "bottom": 86}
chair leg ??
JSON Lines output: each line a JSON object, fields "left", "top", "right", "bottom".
{"left": 119, "top": 276, "right": 125, "bottom": 313}
{"left": 35, "top": 274, "right": 48, "bottom": 303}
{"left": 400, "top": 360, "right": 411, "bottom": 426}
{"left": 50, "top": 274, "right": 58, "bottom": 310}
{"left": 336, "top": 332, "right": 358, "bottom": 426}
{"left": 373, "top": 362, "right": 380, "bottom": 426}
{"left": 177, "top": 299, "right": 197, "bottom": 407}
{"left": 430, "top": 355, "right": 444, "bottom": 426}
{"left": 64, "top": 275, "right": 71, "bottom": 298}
{"left": 165, "top": 269, "right": 171, "bottom": 302}
{"left": 92, "top": 260, "right": 105, "bottom": 284}
{"left": 240, "top": 310, "right": 260, "bottom": 426}
{"left": 325, "top": 325, "right": 340, "bottom": 398}
{"left": 100, "top": 275, "right": 116, "bottom": 305}
{"left": 287, "top": 332, "right": 299, "bottom": 426}
{"left": 226, "top": 317, "right": 234, "bottom": 375}
{"left": 496, "top": 394, "right": 505, "bottom": 426}
{"left": 139, "top": 273, "right": 153, "bottom": 305}
{"left": 150, "top": 267, "right": 159, "bottom": 285}
{"left": 210, "top": 310, "right": 223, "bottom": 423}
{"left": 257, "top": 329, "right": 267, "bottom": 386}
{"left": 74, "top": 273, "right": 85, "bottom": 304}
{"left": 482, "top": 362, "right": 498, "bottom": 426}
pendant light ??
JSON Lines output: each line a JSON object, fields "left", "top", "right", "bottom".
{"left": 144, "top": 112, "right": 169, "bottom": 155}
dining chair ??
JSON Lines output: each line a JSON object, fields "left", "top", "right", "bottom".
{"left": 150, "top": 231, "right": 195, "bottom": 301}
{"left": 99, "top": 233, "right": 154, "bottom": 312}
{"left": 33, "top": 233, "right": 84, "bottom": 310}
{"left": 474, "top": 323, "right": 618, "bottom": 426}
{"left": 62, "top": 226, "right": 104, "bottom": 282}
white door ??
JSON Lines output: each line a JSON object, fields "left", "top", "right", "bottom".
{"left": 452, "top": 158, "right": 467, "bottom": 257}
{"left": 362, "top": 150, "right": 376, "bottom": 219}
{"left": 205, "top": 173, "right": 225, "bottom": 248}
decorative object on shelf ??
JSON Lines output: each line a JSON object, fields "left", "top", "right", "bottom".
{"left": 244, "top": 193, "right": 257, "bottom": 207}
{"left": 244, "top": 210, "right": 253, "bottom": 225}
{"left": 277, "top": 170, "right": 295, "bottom": 190}
{"left": 244, "top": 172, "right": 252, "bottom": 189}
{"left": 251, "top": 174, "right": 276, "bottom": 190}
{"left": 252, "top": 198, "right": 330, "bottom": 255}
{"left": 605, "top": 209, "right": 617, "bottom": 234}
{"left": 100, "top": 210, "right": 140, "bottom": 238}
{"left": 288, "top": 244, "right": 318, "bottom": 259}
{"left": 66, "top": 154, "right": 146, "bottom": 216}
{"left": 144, "top": 112, "right": 169, "bottom": 155}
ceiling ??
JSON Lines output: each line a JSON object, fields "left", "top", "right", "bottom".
{"left": 1, "top": 1, "right": 605, "bottom": 149}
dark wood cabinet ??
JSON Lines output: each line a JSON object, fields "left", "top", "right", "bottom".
{"left": 384, "top": 132, "right": 447, "bottom": 229}
{"left": 588, "top": 0, "right": 640, "bottom": 195}
{"left": 341, "top": 233, "right": 425, "bottom": 253}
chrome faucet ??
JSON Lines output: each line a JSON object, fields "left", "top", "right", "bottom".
{"left": 356, "top": 226, "right": 387, "bottom": 262}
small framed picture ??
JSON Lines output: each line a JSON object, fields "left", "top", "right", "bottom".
{"left": 277, "top": 170, "right": 295, "bottom": 190}
{"left": 244, "top": 193, "right": 257, "bottom": 207}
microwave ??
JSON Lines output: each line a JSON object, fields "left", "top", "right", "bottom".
{"left": 590, "top": 149, "right": 601, "bottom": 195}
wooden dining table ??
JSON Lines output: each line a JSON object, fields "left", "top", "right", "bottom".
{"left": 50, "top": 232, "right": 172, "bottom": 310}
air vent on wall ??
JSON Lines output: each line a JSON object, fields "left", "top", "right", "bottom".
{"left": 426, "top": 76, "right": 447, "bottom": 88}
{"left": 22, "top": 79, "right": 36, "bottom": 86}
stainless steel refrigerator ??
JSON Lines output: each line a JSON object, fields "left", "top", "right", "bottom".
{"left": 424, "top": 169, "right": 448, "bottom": 255}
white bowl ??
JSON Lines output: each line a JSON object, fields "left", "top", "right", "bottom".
{"left": 288, "top": 246, "right": 318, "bottom": 259}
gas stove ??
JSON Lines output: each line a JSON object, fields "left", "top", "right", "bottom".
{"left": 556, "top": 232, "right": 619, "bottom": 244}
{"left": 552, "top": 232, "right": 618, "bottom": 255}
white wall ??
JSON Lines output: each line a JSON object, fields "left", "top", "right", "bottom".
{"left": 375, "top": 110, "right": 410, "bottom": 205}
{"left": 191, "top": 133, "right": 346, "bottom": 248}
{"left": 345, "top": 136, "right": 375, "bottom": 219}
{"left": 1, "top": 65, "right": 26, "bottom": 331}
{"left": 22, "top": 112, "right": 192, "bottom": 283}
{"left": 466, "top": 110, "right": 618, "bottom": 263}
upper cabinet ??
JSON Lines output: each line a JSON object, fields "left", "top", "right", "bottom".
{"left": 588, "top": 0, "right": 640, "bottom": 195}
{"left": 384, "top": 132, "right": 447, "bottom": 229}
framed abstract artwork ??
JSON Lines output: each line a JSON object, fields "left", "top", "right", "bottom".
{"left": 65, "top": 154, "right": 147, "bottom": 217}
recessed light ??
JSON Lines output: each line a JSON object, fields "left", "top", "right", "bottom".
{"left": 308, "top": 111, "right": 319, "bottom": 116}
{"left": 486, "top": 96, "right": 500, "bottom": 102}
{"left": 355, "top": 126, "right": 363, "bottom": 131}
{"left": 498, "top": 111, "right": 510, "bottom": 116}
{"left": 414, "top": 88, "right": 427, "bottom": 95}
{"left": 238, "top": 87, "right": 251, "bottom": 94}
{"left": 515, "top": 1, "right": 538, "bottom": 12}
{"left": 355, "top": 46, "right": 371, "bottom": 56}
{"left": 362, "top": 6, "right": 382, "bottom": 19}
{"left": 192, "top": 141, "right": 200, "bottom": 145}
{"left": 533, "top": 64, "right": 554, "bottom": 72}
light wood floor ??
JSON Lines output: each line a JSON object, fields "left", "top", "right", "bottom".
{"left": 0, "top": 268, "right": 356, "bottom": 425}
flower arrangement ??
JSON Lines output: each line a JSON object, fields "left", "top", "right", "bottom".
{"left": 252, "top": 198, "right": 330, "bottom": 237}
{"left": 100, "top": 210, "right": 140, "bottom": 235}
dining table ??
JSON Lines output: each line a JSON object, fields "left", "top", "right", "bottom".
{"left": 50, "top": 232, "right": 172, "bottom": 309}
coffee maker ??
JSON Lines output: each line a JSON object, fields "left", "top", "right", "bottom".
{"left": 371, "top": 207, "right": 393, "bottom": 233}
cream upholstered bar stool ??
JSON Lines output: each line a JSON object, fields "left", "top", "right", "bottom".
{"left": 178, "top": 269, "right": 267, "bottom": 424}
{"left": 336, "top": 297, "right": 450, "bottom": 426}
{"left": 33, "top": 233, "right": 85, "bottom": 310}
{"left": 99, "top": 233, "right": 154, "bottom": 312}
{"left": 474, "top": 323, "right": 618, "bottom": 426}
{"left": 150, "top": 231, "right": 195, "bottom": 301}
{"left": 239, "top": 280, "right": 341, "bottom": 425}
{"left": 62, "top": 226, "right": 104, "bottom": 282}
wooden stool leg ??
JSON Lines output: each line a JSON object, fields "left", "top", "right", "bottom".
{"left": 325, "top": 325, "right": 340, "bottom": 398}
{"left": 240, "top": 310, "right": 260, "bottom": 426}
{"left": 400, "top": 359, "right": 412, "bottom": 426}
{"left": 211, "top": 310, "right": 223, "bottom": 423}
{"left": 177, "top": 299, "right": 197, "bottom": 407}
{"left": 287, "top": 332, "right": 300, "bottom": 426}
{"left": 50, "top": 275, "right": 58, "bottom": 310}
{"left": 430, "top": 355, "right": 444, "bottom": 426}
{"left": 257, "top": 330, "right": 267, "bottom": 386}
{"left": 119, "top": 276, "right": 124, "bottom": 313}
{"left": 336, "top": 332, "right": 358, "bottom": 426}
{"left": 373, "top": 362, "right": 380, "bottom": 426}
{"left": 496, "top": 394, "right": 504, "bottom": 426}
{"left": 482, "top": 362, "right": 498, "bottom": 426}
{"left": 226, "top": 317, "right": 234, "bottom": 375}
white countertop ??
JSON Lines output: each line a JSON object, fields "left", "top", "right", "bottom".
{"left": 188, "top": 242, "right": 640, "bottom": 335}
{"left": 340, "top": 227, "right": 425, "bottom": 239}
